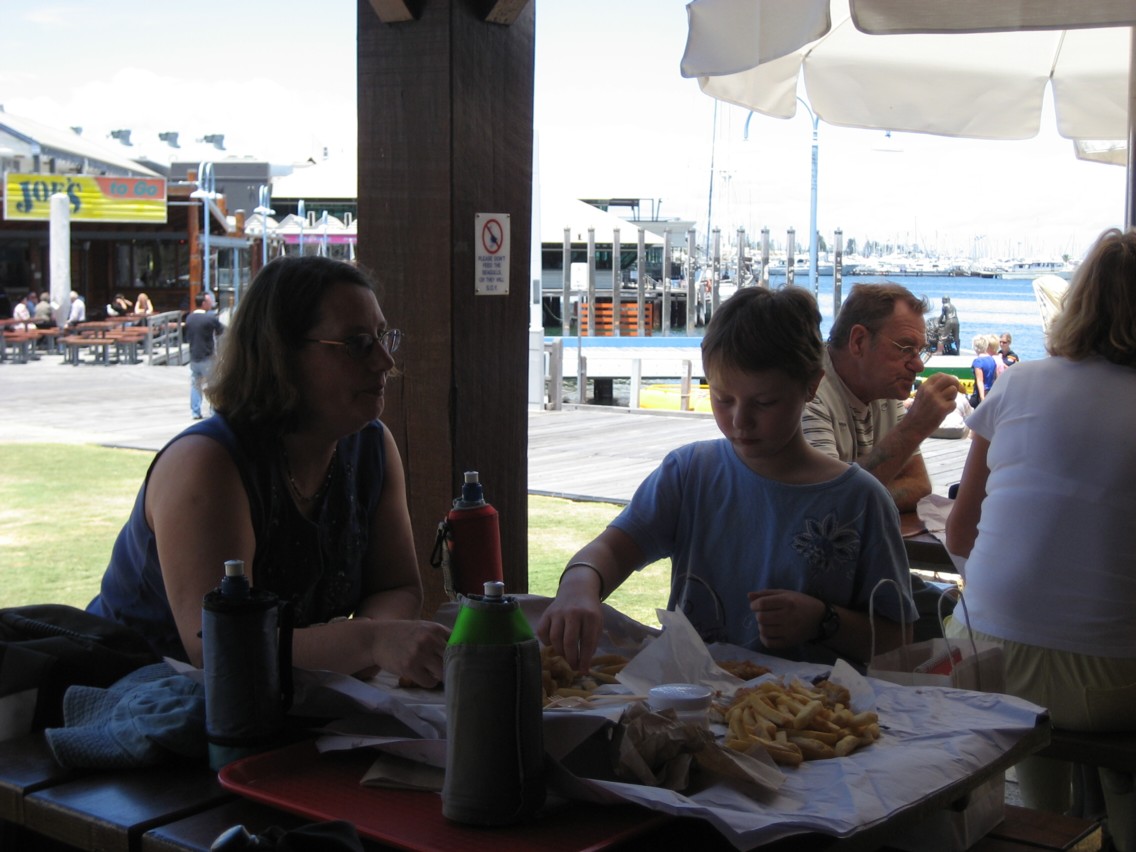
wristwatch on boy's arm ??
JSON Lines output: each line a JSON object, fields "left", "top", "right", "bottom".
{"left": 813, "top": 602, "right": 841, "bottom": 643}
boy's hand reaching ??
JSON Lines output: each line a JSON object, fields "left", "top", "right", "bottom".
{"left": 748, "top": 589, "right": 827, "bottom": 649}
{"left": 537, "top": 590, "right": 603, "bottom": 672}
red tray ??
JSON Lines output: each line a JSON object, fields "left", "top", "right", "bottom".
{"left": 218, "top": 740, "right": 670, "bottom": 852}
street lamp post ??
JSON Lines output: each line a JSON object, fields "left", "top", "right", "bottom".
{"left": 743, "top": 103, "right": 819, "bottom": 295}
{"left": 297, "top": 199, "right": 306, "bottom": 257}
{"left": 797, "top": 97, "right": 820, "bottom": 299}
{"left": 191, "top": 162, "right": 217, "bottom": 296}
{"left": 253, "top": 184, "right": 275, "bottom": 272}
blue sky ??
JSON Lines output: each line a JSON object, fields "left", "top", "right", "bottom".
{"left": 1, "top": 0, "right": 1126, "bottom": 258}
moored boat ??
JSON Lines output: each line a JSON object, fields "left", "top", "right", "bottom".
{"left": 1000, "top": 259, "right": 1076, "bottom": 280}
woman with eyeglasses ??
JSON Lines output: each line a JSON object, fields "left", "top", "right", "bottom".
{"left": 88, "top": 256, "right": 449, "bottom": 686}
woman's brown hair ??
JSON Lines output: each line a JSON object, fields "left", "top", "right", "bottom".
{"left": 1047, "top": 228, "right": 1136, "bottom": 367}
{"left": 208, "top": 256, "right": 378, "bottom": 431}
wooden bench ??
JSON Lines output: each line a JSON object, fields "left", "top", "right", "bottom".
{"left": 33, "top": 327, "right": 63, "bottom": 354}
{"left": 0, "top": 330, "right": 38, "bottom": 363}
{"left": 60, "top": 335, "right": 116, "bottom": 366}
{"left": 1035, "top": 728, "right": 1136, "bottom": 773}
{"left": 108, "top": 327, "right": 151, "bottom": 364}
{"left": 971, "top": 804, "right": 1102, "bottom": 851}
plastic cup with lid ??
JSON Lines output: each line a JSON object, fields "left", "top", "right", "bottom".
{"left": 647, "top": 683, "right": 713, "bottom": 727}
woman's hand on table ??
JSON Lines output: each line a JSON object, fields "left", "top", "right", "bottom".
{"left": 369, "top": 619, "right": 450, "bottom": 688}
{"left": 748, "top": 589, "right": 826, "bottom": 649}
{"left": 537, "top": 585, "right": 604, "bottom": 673}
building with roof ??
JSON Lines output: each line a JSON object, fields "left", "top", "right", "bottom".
{"left": 1, "top": 108, "right": 244, "bottom": 315}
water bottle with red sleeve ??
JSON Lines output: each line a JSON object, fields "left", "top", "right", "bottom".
{"left": 430, "top": 471, "right": 504, "bottom": 599}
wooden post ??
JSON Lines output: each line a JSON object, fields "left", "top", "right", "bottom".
{"left": 357, "top": 0, "right": 535, "bottom": 615}
{"left": 636, "top": 228, "right": 646, "bottom": 337}
{"left": 611, "top": 227, "right": 620, "bottom": 338}
{"left": 186, "top": 169, "right": 201, "bottom": 311}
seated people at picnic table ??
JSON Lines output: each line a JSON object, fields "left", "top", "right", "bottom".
{"left": 134, "top": 292, "right": 155, "bottom": 315}
{"left": 11, "top": 295, "right": 32, "bottom": 330}
{"left": 538, "top": 286, "right": 917, "bottom": 673}
{"left": 87, "top": 256, "right": 449, "bottom": 686}
{"left": 108, "top": 293, "right": 134, "bottom": 316}
{"left": 946, "top": 227, "right": 1136, "bottom": 851}
{"left": 801, "top": 283, "right": 961, "bottom": 512}
{"left": 34, "top": 292, "right": 54, "bottom": 327}
{"left": 66, "top": 290, "right": 86, "bottom": 327}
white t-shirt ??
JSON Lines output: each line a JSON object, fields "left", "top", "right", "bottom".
{"left": 962, "top": 356, "right": 1136, "bottom": 657}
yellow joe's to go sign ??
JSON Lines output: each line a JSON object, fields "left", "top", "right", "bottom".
{"left": 3, "top": 173, "right": 168, "bottom": 223}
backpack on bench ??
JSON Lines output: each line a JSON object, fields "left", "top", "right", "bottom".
{"left": 0, "top": 604, "right": 159, "bottom": 740}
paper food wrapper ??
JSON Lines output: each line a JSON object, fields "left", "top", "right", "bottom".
{"left": 612, "top": 702, "right": 783, "bottom": 793}
{"left": 278, "top": 597, "right": 1045, "bottom": 850}
{"left": 616, "top": 608, "right": 745, "bottom": 697}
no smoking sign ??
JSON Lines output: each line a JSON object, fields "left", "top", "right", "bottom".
{"left": 475, "top": 212, "right": 510, "bottom": 295}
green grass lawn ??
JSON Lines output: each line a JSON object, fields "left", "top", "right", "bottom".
{"left": 0, "top": 444, "right": 666, "bottom": 628}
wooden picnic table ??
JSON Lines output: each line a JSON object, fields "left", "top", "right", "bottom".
{"left": 900, "top": 511, "right": 958, "bottom": 574}
{"left": 0, "top": 715, "right": 1055, "bottom": 852}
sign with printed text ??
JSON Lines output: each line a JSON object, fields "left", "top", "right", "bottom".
{"left": 3, "top": 173, "right": 168, "bottom": 223}
{"left": 474, "top": 212, "right": 509, "bottom": 295}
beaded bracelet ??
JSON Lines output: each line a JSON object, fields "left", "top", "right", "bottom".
{"left": 558, "top": 561, "right": 606, "bottom": 600}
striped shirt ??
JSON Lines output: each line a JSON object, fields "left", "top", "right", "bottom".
{"left": 802, "top": 349, "right": 913, "bottom": 464}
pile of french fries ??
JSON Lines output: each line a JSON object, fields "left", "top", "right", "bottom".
{"left": 540, "top": 646, "right": 628, "bottom": 705}
{"left": 720, "top": 678, "right": 880, "bottom": 766}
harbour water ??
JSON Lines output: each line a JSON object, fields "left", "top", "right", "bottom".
{"left": 804, "top": 273, "right": 1052, "bottom": 362}
{"left": 548, "top": 274, "right": 1052, "bottom": 362}
{"left": 544, "top": 274, "right": 1053, "bottom": 407}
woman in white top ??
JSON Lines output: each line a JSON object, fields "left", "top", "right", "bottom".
{"left": 947, "top": 228, "right": 1136, "bottom": 850}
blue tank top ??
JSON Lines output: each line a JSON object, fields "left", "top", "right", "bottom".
{"left": 88, "top": 415, "right": 387, "bottom": 661}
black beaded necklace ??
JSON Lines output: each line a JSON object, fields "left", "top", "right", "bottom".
{"left": 282, "top": 446, "right": 337, "bottom": 503}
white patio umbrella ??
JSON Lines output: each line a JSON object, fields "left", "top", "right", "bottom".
{"left": 680, "top": 0, "right": 1136, "bottom": 226}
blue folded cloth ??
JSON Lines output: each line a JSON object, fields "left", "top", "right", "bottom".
{"left": 45, "top": 661, "right": 207, "bottom": 768}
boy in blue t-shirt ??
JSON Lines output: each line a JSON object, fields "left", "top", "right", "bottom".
{"left": 537, "top": 286, "right": 917, "bottom": 671}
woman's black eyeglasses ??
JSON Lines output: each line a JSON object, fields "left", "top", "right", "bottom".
{"left": 304, "top": 329, "right": 402, "bottom": 360}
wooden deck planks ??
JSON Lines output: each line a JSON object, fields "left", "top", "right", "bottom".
{"left": 528, "top": 406, "right": 973, "bottom": 505}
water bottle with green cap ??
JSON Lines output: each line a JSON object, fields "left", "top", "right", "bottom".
{"left": 442, "top": 580, "right": 545, "bottom": 825}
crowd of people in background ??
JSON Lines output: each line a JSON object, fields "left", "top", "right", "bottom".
{"left": 4, "top": 289, "right": 158, "bottom": 329}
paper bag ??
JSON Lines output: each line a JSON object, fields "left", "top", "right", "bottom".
{"left": 867, "top": 579, "right": 1005, "bottom": 694}
{"left": 884, "top": 775, "right": 1006, "bottom": 852}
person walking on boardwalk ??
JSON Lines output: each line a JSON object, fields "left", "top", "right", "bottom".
{"left": 185, "top": 292, "right": 224, "bottom": 419}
